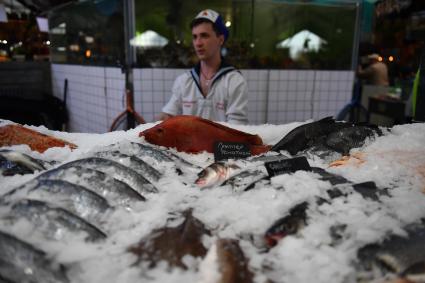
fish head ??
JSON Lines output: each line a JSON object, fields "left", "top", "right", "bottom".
{"left": 195, "top": 166, "right": 221, "bottom": 188}
{"left": 264, "top": 216, "right": 303, "bottom": 247}
{"left": 195, "top": 162, "right": 234, "bottom": 188}
{"left": 139, "top": 121, "right": 178, "bottom": 149}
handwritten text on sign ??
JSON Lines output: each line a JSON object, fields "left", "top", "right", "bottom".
{"left": 214, "top": 141, "right": 251, "bottom": 161}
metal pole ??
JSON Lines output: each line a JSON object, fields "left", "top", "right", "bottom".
{"left": 351, "top": 0, "right": 362, "bottom": 71}
{"left": 123, "top": 0, "right": 136, "bottom": 129}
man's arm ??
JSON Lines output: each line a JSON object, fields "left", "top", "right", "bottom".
{"left": 226, "top": 72, "right": 249, "bottom": 124}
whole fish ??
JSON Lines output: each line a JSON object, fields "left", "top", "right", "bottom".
{"left": 37, "top": 166, "right": 145, "bottom": 205}
{"left": 195, "top": 162, "right": 241, "bottom": 188}
{"left": 0, "top": 124, "right": 77, "bottom": 153}
{"left": 271, "top": 117, "right": 382, "bottom": 155}
{"left": 1, "top": 179, "right": 111, "bottom": 226}
{"left": 198, "top": 154, "right": 291, "bottom": 190}
{"left": 8, "top": 199, "right": 107, "bottom": 241}
{"left": 59, "top": 157, "right": 158, "bottom": 195}
{"left": 129, "top": 209, "right": 210, "bottom": 269}
{"left": 271, "top": 117, "right": 343, "bottom": 154}
{"left": 0, "top": 231, "right": 69, "bottom": 283}
{"left": 93, "top": 150, "right": 162, "bottom": 183}
{"left": 0, "top": 149, "right": 46, "bottom": 176}
{"left": 139, "top": 115, "right": 271, "bottom": 155}
{"left": 264, "top": 202, "right": 308, "bottom": 247}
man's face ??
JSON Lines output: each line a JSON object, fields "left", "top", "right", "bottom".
{"left": 192, "top": 22, "right": 224, "bottom": 61}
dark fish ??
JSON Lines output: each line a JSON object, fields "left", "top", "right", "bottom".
{"left": 93, "top": 150, "right": 162, "bottom": 183}
{"left": 129, "top": 210, "right": 210, "bottom": 269}
{"left": 400, "top": 260, "right": 425, "bottom": 282}
{"left": 8, "top": 199, "right": 107, "bottom": 241}
{"left": 0, "top": 149, "right": 46, "bottom": 176}
{"left": 324, "top": 124, "right": 382, "bottom": 155}
{"left": 271, "top": 117, "right": 349, "bottom": 154}
{"left": 1, "top": 179, "right": 110, "bottom": 226}
{"left": 37, "top": 166, "right": 145, "bottom": 205}
{"left": 271, "top": 117, "right": 382, "bottom": 155}
{"left": 311, "top": 167, "right": 350, "bottom": 185}
{"left": 352, "top": 181, "right": 381, "bottom": 201}
{"left": 358, "top": 222, "right": 425, "bottom": 274}
{"left": 310, "top": 168, "right": 385, "bottom": 202}
{"left": 264, "top": 202, "right": 308, "bottom": 247}
{"left": 203, "top": 238, "right": 254, "bottom": 283}
{"left": 0, "top": 230, "right": 69, "bottom": 283}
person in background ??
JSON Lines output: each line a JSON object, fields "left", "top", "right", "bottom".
{"left": 357, "top": 53, "right": 389, "bottom": 86}
{"left": 159, "top": 9, "right": 248, "bottom": 124}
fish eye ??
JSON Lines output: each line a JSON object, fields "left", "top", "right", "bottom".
{"left": 284, "top": 222, "right": 296, "bottom": 234}
{"left": 156, "top": 128, "right": 164, "bottom": 134}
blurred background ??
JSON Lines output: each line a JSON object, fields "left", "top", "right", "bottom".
{"left": 0, "top": 0, "right": 424, "bottom": 132}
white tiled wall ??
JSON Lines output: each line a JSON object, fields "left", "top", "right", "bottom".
{"left": 52, "top": 64, "right": 354, "bottom": 133}
{"left": 51, "top": 64, "right": 125, "bottom": 133}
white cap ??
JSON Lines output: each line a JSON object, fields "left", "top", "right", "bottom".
{"left": 195, "top": 9, "right": 220, "bottom": 23}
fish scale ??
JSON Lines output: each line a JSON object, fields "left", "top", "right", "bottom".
{"left": 0, "top": 230, "right": 69, "bottom": 283}
{"left": 37, "top": 166, "right": 145, "bottom": 205}
{"left": 59, "top": 157, "right": 158, "bottom": 196}
{"left": 93, "top": 150, "right": 162, "bottom": 183}
{"left": 127, "top": 142, "right": 203, "bottom": 173}
{"left": 8, "top": 199, "right": 107, "bottom": 242}
{"left": 1, "top": 179, "right": 111, "bottom": 227}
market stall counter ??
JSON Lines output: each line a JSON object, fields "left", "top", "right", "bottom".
{"left": 0, "top": 116, "right": 425, "bottom": 283}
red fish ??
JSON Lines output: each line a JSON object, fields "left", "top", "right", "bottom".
{"left": 139, "top": 115, "right": 271, "bottom": 155}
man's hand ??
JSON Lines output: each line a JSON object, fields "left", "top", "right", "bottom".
{"left": 157, "top": 113, "right": 174, "bottom": 121}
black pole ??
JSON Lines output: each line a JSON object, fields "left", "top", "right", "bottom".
{"left": 414, "top": 47, "right": 425, "bottom": 122}
{"left": 123, "top": 0, "right": 136, "bottom": 129}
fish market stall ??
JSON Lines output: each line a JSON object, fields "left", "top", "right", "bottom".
{"left": 0, "top": 117, "right": 425, "bottom": 283}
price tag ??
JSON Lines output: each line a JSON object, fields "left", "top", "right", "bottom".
{"left": 214, "top": 141, "right": 251, "bottom": 161}
{"left": 265, "top": 156, "right": 311, "bottom": 177}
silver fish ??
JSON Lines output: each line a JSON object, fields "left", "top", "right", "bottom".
{"left": 1, "top": 179, "right": 111, "bottom": 226}
{"left": 123, "top": 142, "right": 203, "bottom": 175}
{"left": 37, "top": 166, "right": 145, "bottom": 205}
{"left": 7, "top": 199, "right": 107, "bottom": 241}
{"left": 224, "top": 169, "right": 269, "bottom": 192}
{"left": 58, "top": 157, "right": 158, "bottom": 195}
{"left": 195, "top": 162, "right": 241, "bottom": 188}
{"left": 0, "top": 230, "right": 69, "bottom": 283}
{"left": 93, "top": 150, "right": 162, "bottom": 183}
{"left": 0, "top": 149, "right": 46, "bottom": 176}
{"left": 196, "top": 155, "right": 289, "bottom": 191}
